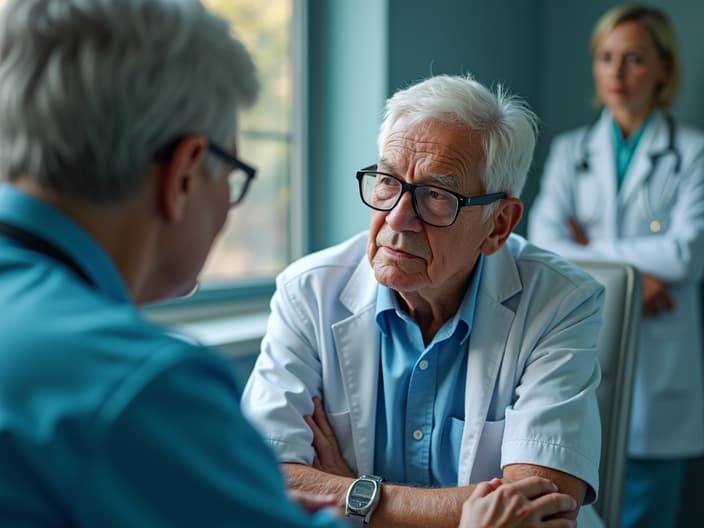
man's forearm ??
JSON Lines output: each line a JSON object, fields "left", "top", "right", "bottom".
{"left": 284, "top": 462, "right": 353, "bottom": 506}
{"left": 283, "top": 463, "right": 477, "bottom": 528}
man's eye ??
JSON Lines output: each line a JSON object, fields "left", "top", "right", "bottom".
{"left": 427, "top": 189, "right": 450, "bottom": 201}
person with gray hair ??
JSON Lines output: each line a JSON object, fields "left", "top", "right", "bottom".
{"left": 0, "top": 0, "right": 350, "bottom": 526}
{"left": 242, "top": 74, "right": 604, "bottom": 527}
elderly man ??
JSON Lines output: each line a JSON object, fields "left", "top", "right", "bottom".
{"left": 0, "top": 1, "right": 577, "bottom": 527}
{"left": 242, "top": 74, "right": 604, "bottom": 527}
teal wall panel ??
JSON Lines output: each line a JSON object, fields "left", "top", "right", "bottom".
{"left": 308, "top": 0, "right": 387, "bottom": 250}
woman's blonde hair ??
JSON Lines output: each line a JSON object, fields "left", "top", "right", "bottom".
{"left": 591, "top": 4, "right": 680, "bottom": 108}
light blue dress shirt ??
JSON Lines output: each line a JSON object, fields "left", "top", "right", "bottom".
{"left": 0, "top": 185, "right": 343, "bottom": 527}
{"left": 611, "top": 113, "right": 652, "bottom": 191}
{"left": 373, "top": 257, "right": 483, "bottom": 487}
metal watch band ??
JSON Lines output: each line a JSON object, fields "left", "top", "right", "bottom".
{"left": 345, "top": 512, "right": 366, "bottom": 527}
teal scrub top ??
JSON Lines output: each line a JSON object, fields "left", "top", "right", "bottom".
{"left": 611, "top": 113, "right": 652, "bottom": 191}
{"left": 0, "top": 185, "right": 344, "bottom": 527}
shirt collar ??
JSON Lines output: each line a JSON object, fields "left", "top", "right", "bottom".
{"left": 375, "top": 254, "right": 484, "bottom": 344}
{"left": 0, "top": 184, "right": 131, "bottom": 303}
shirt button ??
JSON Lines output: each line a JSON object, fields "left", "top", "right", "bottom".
{"left": 418, "top": 360, "right": 429, "bottom": 370}
{"left": 412, "top": 429, "right": 424, "bottom": 441}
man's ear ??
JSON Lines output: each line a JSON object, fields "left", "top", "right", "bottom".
{"left": 157, "top": 134, "right": 208, "bottom": 223}
{"left": 480, "top": 198, "right": 524, "bottom": 255}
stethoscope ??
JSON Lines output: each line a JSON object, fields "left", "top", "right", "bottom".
{"left": 0, "top": 220, "right": 95, "bottom": 287}
{"left": 574, "top": 112, "right": 681, "bottom": 233}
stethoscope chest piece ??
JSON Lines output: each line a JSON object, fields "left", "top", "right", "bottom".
{"left": 649, "top": 219, "right": 662, "bottom": 233}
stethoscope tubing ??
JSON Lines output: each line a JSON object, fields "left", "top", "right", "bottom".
{"left": 573, "top": 112, "right": 681, "bottom": 232}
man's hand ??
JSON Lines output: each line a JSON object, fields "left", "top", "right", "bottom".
{"left": 459, "top": 477, "right": 577, "bottom": 528}
{"left": 305, "top": 397, "right": 356, "bottom": 478}
{"left": 566, "top": 217, "right": 589, "bottom": 246}
{"left": 641, "top": 272, "right": 675, "bottom": 316}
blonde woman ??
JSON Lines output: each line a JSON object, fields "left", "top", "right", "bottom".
{"left": 529, "top": 5, "right": 704, "bottom": 528}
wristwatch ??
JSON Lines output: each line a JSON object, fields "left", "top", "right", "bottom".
{"left": 345, "top": 474, "right": 383, "bottom": 526}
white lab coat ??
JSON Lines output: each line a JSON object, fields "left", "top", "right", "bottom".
{"left": 529, "top": 109, "right": 704, "bottom": 457}
{"left": 242, "top": 232, "right": 604, "bottom": 526}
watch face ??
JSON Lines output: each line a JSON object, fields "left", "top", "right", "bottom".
{"left": 348, "top": 480, "right": 376, "bottom": 510}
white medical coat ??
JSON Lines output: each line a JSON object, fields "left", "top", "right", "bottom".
{"left": 528, "top": 109, "right": 704, "bottom": 457}
{"left": 242, "top": 232, "right": 603, "bottom": 523}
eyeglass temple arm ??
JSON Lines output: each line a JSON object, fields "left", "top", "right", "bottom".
{"left": 460, "top": 191, "right": 507, "bottom": 206}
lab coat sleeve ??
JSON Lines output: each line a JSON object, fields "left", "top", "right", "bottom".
{"left": 588, "top": 146, "right": 704, "bottom": 282}
{"left": 503, "top": 277, "right": 604, "bottom": 503}
{"left": 528, "top": 133, "right": 598, "bottom": 260}
{"left": 241, "top": 273, "right": 323, "bottom": 466}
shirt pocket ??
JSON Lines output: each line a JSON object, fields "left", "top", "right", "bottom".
{"left": 468, "top": 419, "right": 505, "bottom": 483}
{"left": 325, "top": 410, "right": 358, "bottom": 473}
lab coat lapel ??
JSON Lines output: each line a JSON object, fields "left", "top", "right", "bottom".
{"left": 333, "top": 255, "right": 380, "bottom": 475}
{"left": 619, "top": 111, "right": 667, "bottom": 207}
{"left": 586, "top": 112, "right": 618, "bottom": 237}
{"left": 457, "top": 243, "right": 520, "bottom": 485}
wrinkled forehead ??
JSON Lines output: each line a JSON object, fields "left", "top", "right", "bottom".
{"left": 380, "top": 116, "right": 486, "bottom": 190}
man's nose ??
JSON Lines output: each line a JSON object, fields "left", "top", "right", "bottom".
{"left": 385, "top": 190, "right": 423, "bottom": 232}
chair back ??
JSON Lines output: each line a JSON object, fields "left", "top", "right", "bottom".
{"left": 573, "top": 260, "right": 641, "bottom": 528}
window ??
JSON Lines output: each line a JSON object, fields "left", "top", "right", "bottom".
{"left": 200, "top": 0, "right": 301, "bottom": 287}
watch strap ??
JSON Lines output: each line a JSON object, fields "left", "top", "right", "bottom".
{"left": 345, "top": 512, "right": 366, "bottom": 527}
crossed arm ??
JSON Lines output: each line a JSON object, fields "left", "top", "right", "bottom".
{"left": 283, "top": 398, "right": 583, "bottom": 528}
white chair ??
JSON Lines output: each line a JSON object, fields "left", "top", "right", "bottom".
{"left": 572, "top": 260, "right": 641, "bottom": 528}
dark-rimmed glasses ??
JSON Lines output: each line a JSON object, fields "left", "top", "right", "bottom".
{"left": 152, "top": 138, "right": 257, "bottom": 207}
{"left": 356, "top": 165, "right": 506, "bottom": 227}
{"left": 207, "top": 142, "right": 257, "bottom": 207}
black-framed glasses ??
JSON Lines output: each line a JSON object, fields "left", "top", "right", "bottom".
{"left": 356, "top": 165, "right": 506, "bottom": 227}
{"left": 207, "top": 142, "right": 257, "bottom": 207}
{"left": 151, "top": 138, "right": 257, "bottom": 208}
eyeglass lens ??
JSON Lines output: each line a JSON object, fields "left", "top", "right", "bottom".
{"left": 229, "top": 168, "right": 250, "bottom": 205}
{"left": 360, "top": 173, "right": 458, "bottom": 226}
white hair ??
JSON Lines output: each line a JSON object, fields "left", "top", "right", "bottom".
{"left": 0, "top": 0, "right": 258, "bottom": 203}
{"left": 378, "top": 74, "right": 538, "bottom": 217}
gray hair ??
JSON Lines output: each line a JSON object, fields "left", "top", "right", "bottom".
{"left": 0, "top": 0, "right": 258, "bottom": 204}
{"left": 378, "top": 74, "right": 538, "bottom": 217}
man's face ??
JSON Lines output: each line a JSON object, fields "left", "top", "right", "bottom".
{"left": 367, "top": 118, "right": 496, "bottom": 300}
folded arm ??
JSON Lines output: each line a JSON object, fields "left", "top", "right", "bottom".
{"left": 284, "top": 462, "right": 477, "bottom": 528}
{"left": 531, "top": 134, "right": 704, "bottom": 284}
{"left": 296, "top": 399, "right": 579, "bottom": 528}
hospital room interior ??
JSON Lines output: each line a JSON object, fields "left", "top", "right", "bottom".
{"left": 3, "top": 0, "right": 703, "bottom": 526}
{"left": 141, "top": 0, "right": 704, "bottom": 526}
